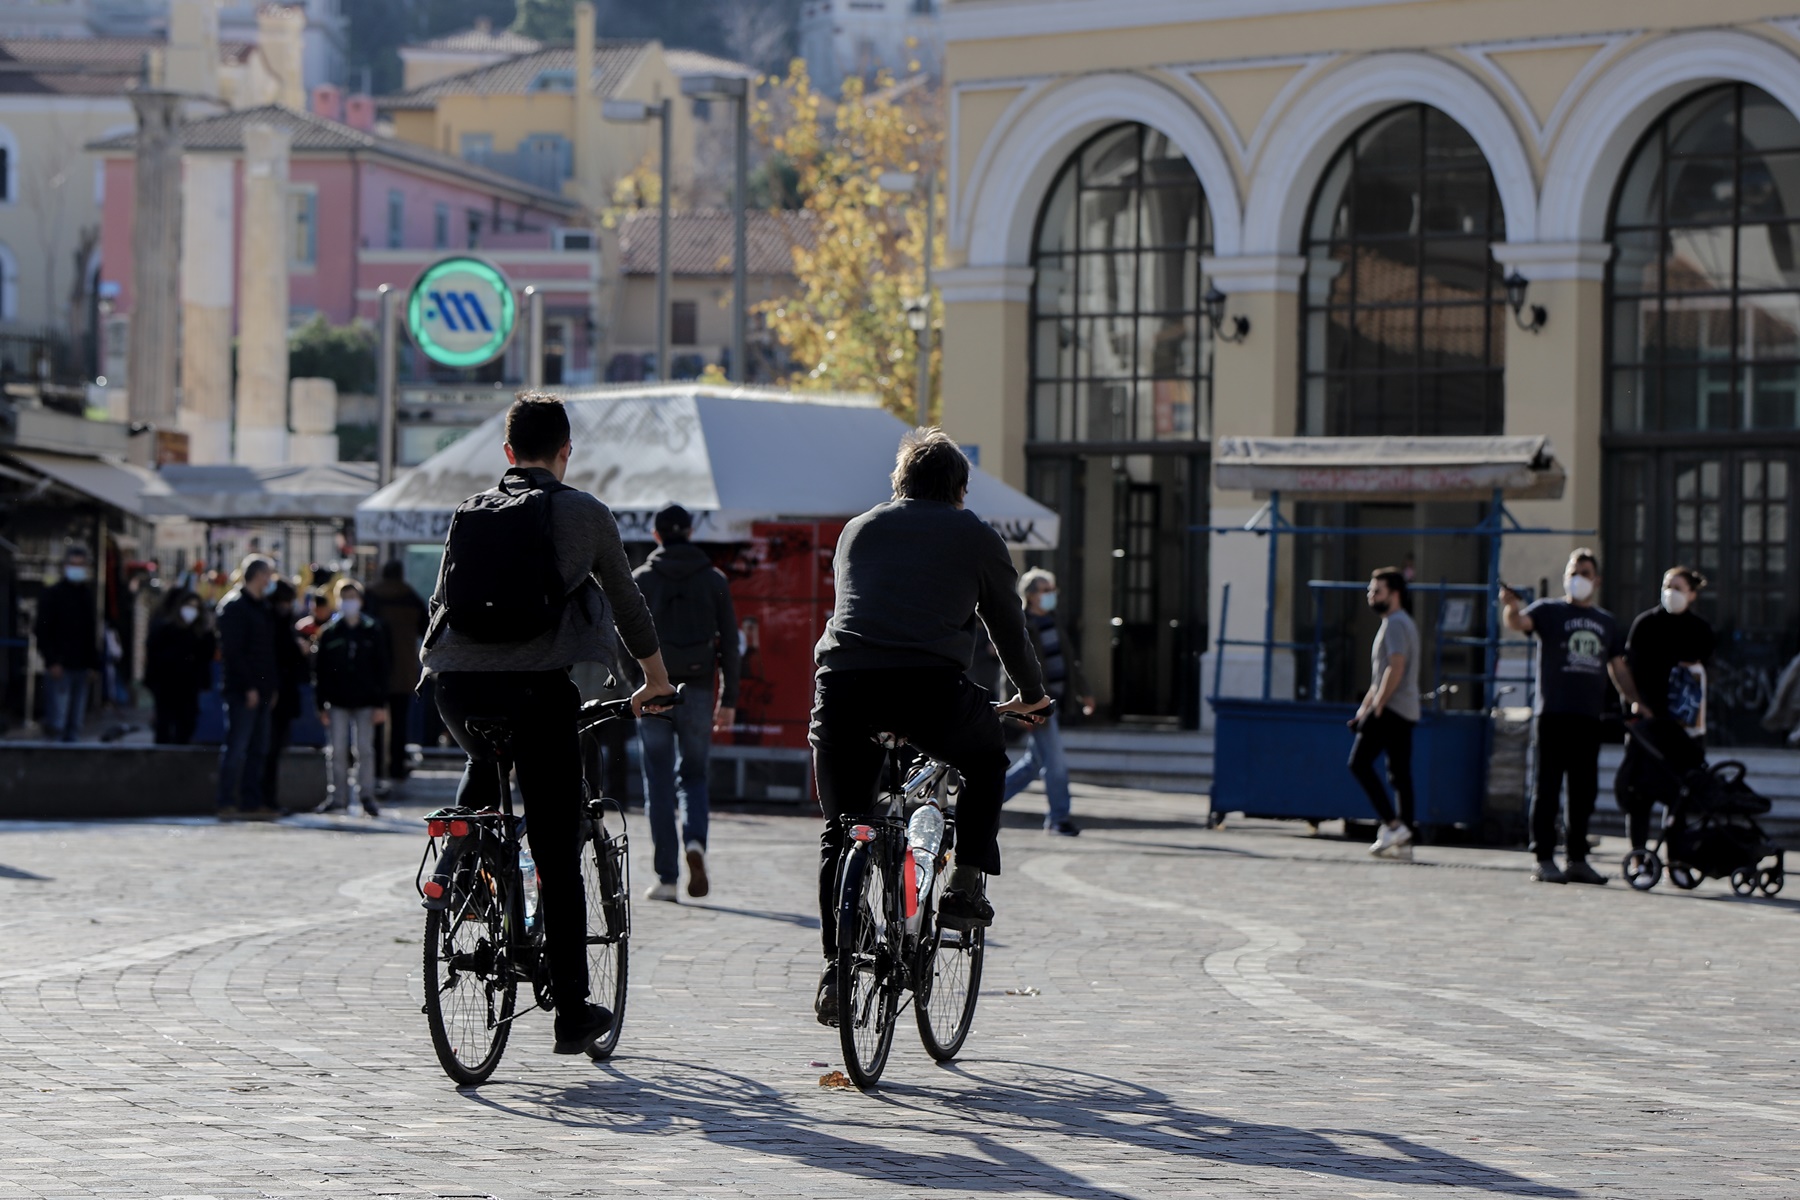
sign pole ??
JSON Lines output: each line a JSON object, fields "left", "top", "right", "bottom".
{"left": 525, "top": 286, "right": 544, "bottom": 389}
{"left": 375, "top": 284, "right": 397, "bottom": 566}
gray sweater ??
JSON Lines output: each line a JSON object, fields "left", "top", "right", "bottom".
{"left": 420, "top": 467, "right": 660, "bottom": 677}
{"left": 815, "top": 498, "right": 1046, "bottom": 704}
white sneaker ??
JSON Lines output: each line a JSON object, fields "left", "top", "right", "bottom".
{"left": 1370, "top": 823, "right": 1414, "bottom": 856}
{"left": 643, "top": 880, "right": 679, "bottom": 902}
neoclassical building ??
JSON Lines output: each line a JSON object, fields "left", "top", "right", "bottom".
{"left": 938, "top": 0, "right": 1800, "bottom": 736}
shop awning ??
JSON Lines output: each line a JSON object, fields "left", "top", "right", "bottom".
{"left": 2, "top": 449, "right": 167, "bottom": 515}
{"left": 143, "top": 462, "right": 379, "bottom": 522}
{"left": 1212, "top": 436, "right": 1566, "bottom": 501}
{"left": 357, "top": 385, "right": 1060, "bottom": 548}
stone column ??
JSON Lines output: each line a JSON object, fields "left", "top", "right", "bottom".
{"left": 573, "top": 1, "right": 601, "bottom": 212}
{"left": 936, "top": 265, "right": 1036, "bottom": 487}
{"left": 126, "top": 90, "right": 184, "bottom": 429}
{"left": 165, "top": 0, "right": 220, "bottom": 98}
{"left": 234, "top": 122, "right": 291, "bottom": 465}
{"left": 178, "top": 155, "right": 234, "bottom": 463}
{"left": 256, "top": 4, "right": 307, "bottom": 111}
{"left": 288, "top": 377, "right": 339, "bottom": 464}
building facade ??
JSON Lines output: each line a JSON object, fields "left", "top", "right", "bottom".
{"left": 800, "top": 0, "right": 942, "bottom": 94}
{"left": 940, "top": 0, "right": 1800, "bottom": 737}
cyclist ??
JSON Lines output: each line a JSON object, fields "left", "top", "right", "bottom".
{"left": 422, "top": 392, "right": 676, "bottom": 1058}
{"left": 809, "top": 428, "right": 1052, "bottom": 1023}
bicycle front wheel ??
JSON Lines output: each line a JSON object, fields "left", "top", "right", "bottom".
{"left": 916, "top": 870, "right": 985, "bottom": 1062}
{"left": 835, "top": 840, "right": 900, "bottom": 1090}
{"left": 579, "top": 800, "right": 630, "bottom": 1060}
{"left": 423, "top": 855, "right": 515, "bottom": 1086}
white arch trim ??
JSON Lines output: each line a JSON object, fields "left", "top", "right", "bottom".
{"left": 1242, "top": 52, "right": 1538, "bottom": 255}
{"left": 958, "top": 70, "right": 1244, "bottom": 267}
{"left": 1540, "top": 29, "right": 1800, "bottom": 242}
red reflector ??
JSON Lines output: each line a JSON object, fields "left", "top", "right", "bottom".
{"left": 422, "top": 880, "right": 444, "bottom": 899}
{"left": 427, "top": 820, "right": 447, "bottom": 837}
{"left": 850, "top": 824, "right": 875, "bottom": 842}
{"left": 449, "top": 820, "right": 471, "bottom": 837}
{"left": 901, "top": 852, "right": 918, "bottom": 919}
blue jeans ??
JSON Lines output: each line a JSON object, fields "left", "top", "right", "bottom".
{"left": 41, "top": 670, "right": 89, "bottom": 742}
{"left": 1003, "top": 710, "right": 1072, "bottom": 825}
{"left": 639, "top": 691, "right": 713, "bottom": 884}
{"left": 217, "top": 694, "right": 273, "bottom": 811}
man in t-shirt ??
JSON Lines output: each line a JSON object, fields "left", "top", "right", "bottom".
{"left": 1500, "top": 548, "right": 1641, "bottom": 885}
{"left": 1349, "top": 568, "right": 1421, "bottom": 859}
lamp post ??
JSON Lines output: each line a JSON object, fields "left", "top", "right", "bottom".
{"left": 879, "top": 170, "right": 937, "bottom": 427}
{"left": 603, "top": 98, "right": 672, "bottom": 379}
{"left": 681, "top": 73, "right": 750, "bottom": 382}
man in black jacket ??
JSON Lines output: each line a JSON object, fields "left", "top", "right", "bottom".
{"left": 215, "top": 555, "right": 279, "bottom": 818}
{"left": 810, "top": 429, "right": 1051, "bottom": 1023}
{"left": 34, "top": 545, "right": 99, "bottom": 742}
{"left": 632, "top": 504, "right": 740, "bottom": 901}
{"left": 314, "top": 579, "right": 391, "bottom": 816}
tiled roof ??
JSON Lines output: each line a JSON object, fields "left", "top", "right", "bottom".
{"left": 407, "top": 20, "right": 542, "bottom": 57}
{"left": 663, "top": 48, "right": 757, "bottom": 80}
{"left": 617, "top": 209, "right": 814, "bottom": 277}
{"left": 0, "top": 36, "right": 252, "bottom": 96}
{"left": 380, "top": 43, "right": 652, "bottom": 111}
{"left": 85, "top": 104, "right": 579, "bottom": 212}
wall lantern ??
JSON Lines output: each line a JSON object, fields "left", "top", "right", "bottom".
{"left": 1202, "top": 283, "right": 1250, "bottom": 344}
{"left": 1504, "top": 271, "right": 1547, "bottom": 333}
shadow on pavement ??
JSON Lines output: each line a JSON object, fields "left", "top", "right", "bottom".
{"left": 0, "top": 863, "right": 50, "bottom": 881}
{"left": 462, "top": 1058, "right": 1577, "bottom": 1198}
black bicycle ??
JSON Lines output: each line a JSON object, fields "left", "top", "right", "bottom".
{"left": 417, "top": 695, "right": 668, "bottom": 1086}
{"left": 831, "top": 716, "right": 1037, "bottom": 1090}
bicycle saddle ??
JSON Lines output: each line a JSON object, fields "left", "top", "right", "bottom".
{"left": 461, "top": 717, "right": 516, "bottom": 758}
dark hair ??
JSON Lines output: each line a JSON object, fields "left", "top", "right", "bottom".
{"left": 269, "top": 579, "right": 297, "bottom": 605}
{"left": 381, "top": 559, "right": 404, "bottom": 582}
{"left": 890, "top": 428, "right": 970, "bottom": 504}
{"left": 240, "top": 554, "right": 274, "bottom": 585}
{"left": 505, "top": 391, "right": 572, "bottom": 462}
{"left": 654, "top": 503, "right": 693, "bottom": 542}
{"left": 1665, "top": 564, "right": 1708, "bottom": 592}
{"left": 1569, "top": 547, "right": 1598, "bottom": 571}
{"left": 1370, "top": 566, "right": 1408, "bottom": 599}
{"left": 307, "top": 590, "right": 331, "bottom": 609}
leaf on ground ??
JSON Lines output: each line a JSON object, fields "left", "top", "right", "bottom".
{"left": 818, "top": 1070, "right": 853, "bottom": 1089}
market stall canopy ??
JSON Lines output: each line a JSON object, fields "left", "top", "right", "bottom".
{"left": 358, "top": 385, "right": 1060, "bottom": 548}
{"left": 143, "top": 462, "right": 379, "bottom": 522}
{"left": 1213, "top": 436, "right": 1565, "bottom": 502}
{"left": 2, "top": 449, "right": 167, "bottom": 516}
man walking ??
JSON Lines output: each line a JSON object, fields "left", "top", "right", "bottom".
{"left": 34, "top": 545, "right": 99, "bottom": 742}
{"left": 632, "top": 504, "right": 740, "bottom": 901}
{"left": 1001, "top": 567, "right": 1096, "bottom": 836}
{"left": 1349, "top": 567, "right": 1420, "bottom": 858}
{"left": 366, "top": 560, "right": 428, "bottom": 790}
{"left": 1502, "top": 549, "right": 1639, "bottom": 884}
{"left": 314, "top": 579, "right": 391, "bottom": 816}
{"left": 216, "top": 555, "right": 280, "bottom": 819}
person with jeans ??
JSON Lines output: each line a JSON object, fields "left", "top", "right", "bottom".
{"left": 1002, "top": 567, "right": 1096, "bottom": 836}
{"left": 1502, "top": 549, "right": 1639, "bottom": 885}
{"left": 215, "top": 556, "right": 279, "bottom": 819}
{"left": 423, "top": 392, "right": 675, "bottom": 1058}
{"left": 367, "top": 560, "right": 428, "bottom": 789}
{"left": 632, "top": 503, "right": 740, "bottom": 902}
{"left": 1348, "top": 568, "right": 1421, "bottom": 859}
{"left": 809, "top": 429, "right": 1052, "bottom": 1025}
{"left": 35, "top": 545, "right": 99, "bottom": 742}
{"left": 314, "top": 579, "right": 391, "bottom": 816}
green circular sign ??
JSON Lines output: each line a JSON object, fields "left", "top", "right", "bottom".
{"left": 406, "top": 257, "right": 517, "bottom": 368}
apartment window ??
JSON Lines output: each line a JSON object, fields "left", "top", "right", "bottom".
{"left": 386, "top": 189, "right": 404, "bottom": 249}
{"left": 555, "top": 228, "right": 594, "bottom": 251}
{"left": 466, "top": 209, "right": 483, "bottom": 249}
{"left": 0, "top": 145, "right": 10, "bottom": 203}
{"left": 459, "top": 132, "right": 494, "bottom": 166}
{"left": 288, "top": 186, "right": 317, "bottom": 269}
{"left": 530, "top": 69, "right": 576, "bottom": 93}
{"left": 672, "top": 300, "right": 698, "bottom": 346}
{"left": 434, "top": 202, "right": 450, "bottom": 250}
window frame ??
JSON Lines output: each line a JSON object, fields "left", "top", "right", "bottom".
{"left": 287, "top": 183, "right": 318, "bottom": 272}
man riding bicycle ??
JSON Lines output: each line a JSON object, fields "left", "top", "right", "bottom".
{"left": 422, "top": 392, "right": 675, "bottom": 1057}
{"left": 810, "top": 428, "right": 1052, "bottom": 1022}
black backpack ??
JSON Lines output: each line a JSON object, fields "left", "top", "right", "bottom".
{"left": 437, "top": 475, "right": 578, "bottom": 644}
{"left": 650, "top": 568, "right": 718, "bottom": 679}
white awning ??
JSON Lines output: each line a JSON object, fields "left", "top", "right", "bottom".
{"left": 4, "top": 449, "right": 167, "bottom": 515}
{"left": 357, "top": 385, "right": 1060, "bottom": 548}
{"left": 1213, "top": 436, "right": 1565, "bottom": 501}
{"left": 143, "top": 462, "right": 379, "bottom": 522}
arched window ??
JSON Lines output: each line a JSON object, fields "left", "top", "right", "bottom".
{"left": 1029, "top": 123, "right": 1212, "bottom": 444}
{"left": 1300, "top": 104, "right": 1507, "bottom": 436}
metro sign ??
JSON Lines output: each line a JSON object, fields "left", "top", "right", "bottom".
{"left": 406, "top": 257, "right": 517, "bottom": 369}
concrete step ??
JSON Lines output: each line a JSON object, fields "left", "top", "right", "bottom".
{"left": 1058, "top": 727, "right": 1212, "bottom": 795}
{"left": 1597, "top": 743, "right": 1800, "bottom": 828}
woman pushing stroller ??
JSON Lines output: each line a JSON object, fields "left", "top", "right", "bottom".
{"left": 1618, "top": 566, "right": 1716, "bottom": 852}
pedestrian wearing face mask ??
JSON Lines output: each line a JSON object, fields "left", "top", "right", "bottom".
{"left": 33, "top": 545, "right": 100, "bottom": 742}
{"left": 1618, "top": 566, "right": 1716, "bottom": 851}
{"left": 144, "top": 587, "right": 215, "bottom": 745}
{"left": 215, "top": 555, "right": 281, "bottom": 818}
{"left": 1001, "top": 567, "right": 1096, "bottom": 836}
{"left": 313, "top": 579, "right": 390, "bottom": 816}
{"left": 1349, "top": 567, "right": 1420, "bottom": 858}
{"left": 1500, "top": 549, "right": 1641, "bottom": 884}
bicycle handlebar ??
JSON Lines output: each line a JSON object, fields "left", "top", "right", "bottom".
{"left": 577, "top": 690, "right": 683, "bottom": 734}
{"left": 999, "top": 708, "right": 1048, "bottom": 727}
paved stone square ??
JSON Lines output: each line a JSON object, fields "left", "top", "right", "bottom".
{"left": 0, "top": 781, "right": 1797, "bottom": 1198}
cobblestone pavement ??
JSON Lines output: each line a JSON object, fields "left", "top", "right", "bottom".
{"left": 2, "top": 778, "right": 1798, "bottom": 1198}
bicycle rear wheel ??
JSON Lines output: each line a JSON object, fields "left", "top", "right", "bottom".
{"left": 835, "top": 840, "right": 900, "bottom": 1090}
{"left": 579, "top": 799, "right": 630, "bottom": 1060}
{"left": 916, "top": 870, "right": 985, "bottom": 1062}
{"left": 423, "top": 853, "right": 515, "bottom": 1086}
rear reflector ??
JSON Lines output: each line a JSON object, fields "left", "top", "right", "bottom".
{"left": 449, "top": 820, "right": 471, "bottom": 837}
{"left": 427, "top": 820, "right": 447, "bottom": 837}
{"left": 850, "top": 825, "right": 875, "bottom": 842}
{"left": 422, "top": 880, "right": 444, "bottom": 899}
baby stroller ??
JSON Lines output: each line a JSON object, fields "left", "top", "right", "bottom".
{"left": 1617, "top": 719, "right": 1785, "bottom": 896}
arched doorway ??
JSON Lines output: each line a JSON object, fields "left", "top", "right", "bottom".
{"left": 1605, "top": 83, "right": 1800, "bottom": 741}
{"left": 1026, "top": 123, "right": 1212, "bottom": 724}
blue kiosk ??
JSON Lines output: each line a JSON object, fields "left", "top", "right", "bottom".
{"left": 1205, "top": 436, "right": 1582, "bottom": 840}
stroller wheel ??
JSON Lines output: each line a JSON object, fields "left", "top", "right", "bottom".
{"left": 1730, "top": 867, "right": 1758, "bottom": 897}
{"left": 1622, "top": 849, "right": 1662, "bottom": 891}
{"left": 1759, "top": 866, "right": 1785, "bottom": 897}
{"left": 1668, "top": 862, "right": 1703, "bottom": 891}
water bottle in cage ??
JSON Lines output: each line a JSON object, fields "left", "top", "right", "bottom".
{"left": 519, "top": 845, "right": 541, "bottom": 935}
{"left": 904, "top": 799, "right": 945, "bottom": 933}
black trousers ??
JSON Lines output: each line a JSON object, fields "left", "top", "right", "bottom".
{"left": 151, "top": 688, "right": 198, "bottom": 745}
{"left": 1530, "top": 713, "right": 1601, "bottom": 861}
{"left": 1348, "top": 710, "right": 1415, "bottom": 827}
{"left": 435, "top": 670, "right": 589, "bottom": 1014}
{"left": 810, "top": 667, "right": 1009, "bottom": 957}
{"left": 1617, "top": 716, "right": 1704, "bottom": 849}
{"left": 583, "top": 717, "right": 630, "bottom": 804}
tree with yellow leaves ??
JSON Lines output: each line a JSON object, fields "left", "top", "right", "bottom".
{"left": 754, "top": 63, "right": 943, "bottom": 422}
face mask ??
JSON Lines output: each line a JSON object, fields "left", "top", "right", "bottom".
{"left": 1661, "top": 587, "right": 1689, "bottom": 615}
{"left": 64, "top": 565, "right": 88, "bottom": 583}
{"left": 1039, "top": 591, "right": 1058, "bottom": 613}
{"left": 179, "top": 605, "right": 199, "bottom": 625}
{"left": 339, "top": 598, "right": 362, "bottom": 620}
{"left": 1566, "top": 574, "right": 1594, "bottom": 602}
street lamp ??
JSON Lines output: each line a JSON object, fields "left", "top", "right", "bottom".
{"left": 879, "top": 170, "right": 936, "bottom": 428}
{"left": 1504, "top": 270, "right": 1547, "bottom": 333}
{"left": 1201, "top": 282, "right": 1250, "bottom": 344}
{"left": 603, "top": 98, "right": 672, "bottom": 380}
{"left": 681, "top": 73, "right": 750, "bottom": 382}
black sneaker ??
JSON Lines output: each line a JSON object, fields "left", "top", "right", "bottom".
{"left": 362, "top": 796, "right": 381, "bottom": 818}
{"left": 552, "top": 1003, "right": 614, "bottom": 1055}
{"left": 814, "top": 963, "right": 837, "bottom": 1027}
{"left": 1531, "top": 859, "right": 1567, "bottom": 884}
{"left": 938, "top": 887, "right": 995, "bottom": 931}
{"left": 1045, "top": 820, "right": 1080, "bottom": 837}
{"left": 1563, "top": 859, "right": 1609, "bottom": 886}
